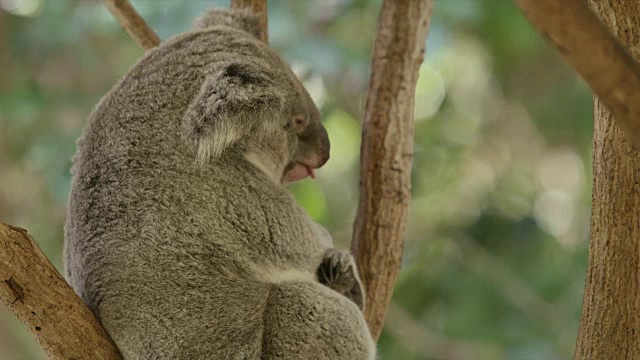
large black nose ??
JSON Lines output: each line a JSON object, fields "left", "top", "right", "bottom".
{"left": 317, "top": 124, "right": 330, "bottom": 167}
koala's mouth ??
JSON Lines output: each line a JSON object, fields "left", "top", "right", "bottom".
{"left": 284, "top": 162, "right": 316, "bottom": 183}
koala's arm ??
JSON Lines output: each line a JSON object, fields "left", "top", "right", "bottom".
{"left": 317, "top": 248, "right": 365, "bottom": 311}
{"left": 311, "top": 222, "right": 366, "bottom": 311}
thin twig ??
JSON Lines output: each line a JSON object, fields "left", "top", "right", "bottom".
{"left": 515, "top": 0, "right": 640, "bottom": 149}
{"left": 455, "top": 237, "right": 575, "bottom": 357}
{"left": 385, "top": 302, "right": 502, "bottom": 359}
{"left": 103, "top": 0, "right": 160, "bottom": 50}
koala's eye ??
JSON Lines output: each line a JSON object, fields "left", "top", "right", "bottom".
{"left": 289, "top": 115, "right": 307, "bottom": 134}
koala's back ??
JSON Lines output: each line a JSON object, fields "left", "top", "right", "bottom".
{"left": 64, "top": 14, "right": 373, "bottom": 360}
{"left": 64, "top": 24, "right": 338, "bottom": 359}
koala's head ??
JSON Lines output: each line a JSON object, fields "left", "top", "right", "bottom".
{"left": 183, "top": 9, "right": 330, "bottom": 184}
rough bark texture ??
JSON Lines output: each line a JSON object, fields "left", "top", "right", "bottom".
{"left": 351, "top": 0, "right": 433, "bottom": 340}
{"left": 231, "top": 0, "right": 268, "bottom": 43}
{"left": 104, "top": 0, "right": 160, "bottom": 50}
{"left": 515, "top": 0, "right": 640, "bottom": 149}
{"left": 572, "top": 3, "right": 640, "bottom": 359}
{"left": 0, "top": 222, "right": 122, "bottom": 360}
{"left": 516, "top": 0, "right": 640, "bottom": 357}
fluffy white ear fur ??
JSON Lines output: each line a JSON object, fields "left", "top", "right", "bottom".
{"left": 244, "top": 150, "right": 281, "bottom": 184}
{"left": 182, "top": 66, "right": 284, "bottom": 164}
{"left": 195, "top": 120, "right": 243, "bottom": 164}
{"left": 191, "top": 110, "right": 283, "bottom": 165}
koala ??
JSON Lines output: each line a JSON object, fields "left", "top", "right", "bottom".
{"left": 63, "top": 8, "right": 375, "bottom": 360}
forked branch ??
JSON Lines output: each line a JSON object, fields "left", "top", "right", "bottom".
{"left": 103, "top": 0, "right": 160, "bottom": 50}
{"left": 351, "top": 0, "right": 434, "bottom": 340}
{"left": 515, "top": 0, "right": 640, "bottom": 148}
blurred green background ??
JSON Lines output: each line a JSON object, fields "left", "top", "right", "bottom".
{"left": 0, "top": 0, "right": 594, "bottom": 359}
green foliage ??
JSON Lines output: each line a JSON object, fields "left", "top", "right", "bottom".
{"left": 0, "top": 0, "right": 592, "bottom": 359}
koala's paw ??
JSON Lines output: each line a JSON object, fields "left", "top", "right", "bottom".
{"left": 317, "top": 248, "right": 365, "bottom": 310}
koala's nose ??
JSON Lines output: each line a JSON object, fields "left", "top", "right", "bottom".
{"left": 317, "top": 125, "right": 330, "bottom": 167}
{"left": 317, "top": 150, "right": 329, "bottom": 168}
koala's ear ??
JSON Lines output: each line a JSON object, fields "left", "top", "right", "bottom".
{"left": 182, "top": 62, "right": 285, "bottom": 163}
{"left": 193, "top": 9, "right": 261, "bottom": 39}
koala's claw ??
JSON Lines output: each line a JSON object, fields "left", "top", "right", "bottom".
{"left": 317, "top": 249, "right": 365, "bottom": 311}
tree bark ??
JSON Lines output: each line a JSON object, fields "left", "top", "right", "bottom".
{"left": 513, "top": 1, "right": 640, "bottom": 356}
{"left": 231, "top": 0, "right": 268, "bottom": 43}
{"left": 103, "top": 0, "right": 160, "bottom": 50}
{"left": 572, "top": 3, "right": 640, "bottom": 359}
{"left": 351, "top": 0, "right": 433, "bottom": 340}
{"left": 0, "top": 222, "right": 122, "bottom": 359}
{"left": 515, "top": 0, "right": 640, "bottom": 149}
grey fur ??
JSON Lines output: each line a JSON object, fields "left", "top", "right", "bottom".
{"left": 193, "top": 8, "right": 262, "bottom": 38}
{"left": 64, "top": 8, "right": 375, "bottom": 360}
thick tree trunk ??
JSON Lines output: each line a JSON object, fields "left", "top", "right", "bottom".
{"left": 513, "top": 0, "right": 640, "bottom": 356}
{"left": 0, "top": 223, "right": 122, "bottom": 359}
{"left": 574, "top": 2, "right": 640, "bottom": 359}
{"left": 351, "top": 0, "right": 433, "bottom": 340}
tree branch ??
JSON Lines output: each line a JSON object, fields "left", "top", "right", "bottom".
{"left": 569, "top": 1, "right": 640, "bottom": 359}
{"left": 351, "top": 0, "right": 434, "bottom": 340}
{"left": 516, "top": 1, "right": 640, "bottom": 357}
{"left": 231, "top": 0, "right": 268, "bottom": 43}
{"left": 0, "top": 222, "right": 122, "bottom": 360}
{"left": 515, "top": 0, "right": 640, "bottom": 149}
{"left": 103, "top": 0, "right": 160, "bottom": 50}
